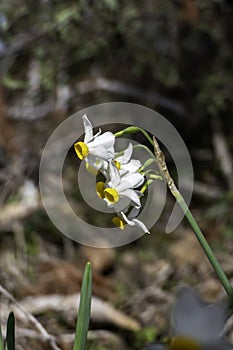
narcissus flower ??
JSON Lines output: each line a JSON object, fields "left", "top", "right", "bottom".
{"left": 100, "top": 142, "right": 142, "bottom": 178}
{"left": 144, "top": 288, "right": 233, "bottom": 350}
{"left": 74, "top": 115, "right": 150, "bottom": 234}
{"left": 74, "top": 114, "right": 115, "bottom": 170}
{"left": 112, "top": 209, "right": 150, "bottom": 234}
{"left": 103, "top": 161, "right": 145, "bottom": 209}
{"left": 114, "top": 143, "right": 142, "bottom": 176}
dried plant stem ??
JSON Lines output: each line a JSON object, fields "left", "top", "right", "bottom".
{"left": 153, "top": 136, "right": 233, "bottom": 302}
{"left": 0, "top": 284, "right": 62, "bottom": 350}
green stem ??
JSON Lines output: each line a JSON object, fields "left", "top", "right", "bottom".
{"left": 139, "top": 129, "right": 154, "bottom": 147}
{"left": 140, "top": 174, "right": 163, "bottom": 193}
{"left": 140, "top": 179, "right": 154, "bottom": 194}
{"left": 133, "top": 144, "right": 155, "bottom": 158}
{"left": 149, "top": 174, "right": 163, "bottom": 181}
{"left": 140, "top": 162, "right": 156, "bottom": 173}
{"left": 152, "top": 135, "right": 233, "bottom": 301}
{"left": 174, "top": 191, "right": 233, "bottom": 301}
{"left": 115, "top": 126, "right": 154, "bottom": 146}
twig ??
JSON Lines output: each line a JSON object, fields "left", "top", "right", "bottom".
{"left": 1, "top": 293, "right": 140, "bottom": 331}
{"left": 77, "top": 77, "right": 186, "bottom": 117}
{"left": 0, "top": 284, "right": 62, "bottom": 350}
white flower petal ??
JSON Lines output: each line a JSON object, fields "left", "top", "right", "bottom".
{"left": 89, "top": 132, "right": 115, "bottom": 150}
{"left": 123, "top": 172, "right": 145, "bottom": 187}
{"left": 120, "top": 159, "right": 142, "bottom": 176}
{"left": 106, "top": 145, "right": 115, "bottom": 159}
{"left": 128, "top": 206, "right": 140, "bottom": 218}
{"left": 117, "top": 172, "right": 144, "bottom": 192}
{"left": 93, "top": 128, "right": 102, "bottom": 138}
{"left": 128, "top": 159, "right": 142, "bottom": 169}
{"left": 132, "top": 219, "right": 150, "bottom": 233}
{"left": 116, "top": 143, "right": 133, "bottom": 164}
{"left": 121, "top": 212, "right": 150, "bottom": 234}
{"left": 86, "top": 155, "right": 105, "bottom": 171}
{"left": 82, "top": 115, "right": 93, "bottom": 143}
{"left": 89, "top": 146, "right": 109, "bottom": 160}
{"left": 107, "top": 161, "right": 121, "bottom": 187}
{"left": 116, "top": 179, "right": 131, "bottom": 192}
{"left": 119, "top": 188, "right": 141, "bottom": 208}
{"left": 120, "top": 212, "right": 131, "bottom": 223}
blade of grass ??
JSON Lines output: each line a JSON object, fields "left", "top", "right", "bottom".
{"left": 6, "top": 312, "right": 15, "bottom": 350}
{"left": 73, "top": 262, "right": 92, "bottom": 350}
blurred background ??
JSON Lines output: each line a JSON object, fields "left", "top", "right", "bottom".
{"left": 0, "top": 1, "right": 233, "bottom": 349}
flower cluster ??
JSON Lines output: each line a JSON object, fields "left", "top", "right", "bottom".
{"left": 74, "top": 115, "right": 149, "bottom": 233}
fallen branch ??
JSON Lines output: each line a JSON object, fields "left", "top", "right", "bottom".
{"left": 77, "top": 77, "right": 186, "bottom": 117}
{"left": 0, "top": 292, "right": 140, "bottom": 333}
{"left": 0, "top": 284, "right": 62, "bottom": 350}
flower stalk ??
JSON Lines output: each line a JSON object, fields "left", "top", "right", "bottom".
{"left": 153, "top": 136, "right": 233, "bottom": 302}
{"left": 115, "top": 126, "right": 154, "bottom": 147}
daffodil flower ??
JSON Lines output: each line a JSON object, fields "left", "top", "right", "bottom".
{"left": 144, "top": 288, "right": 233, "bottom": 350}
{"left": 102, "top": 161, "right": 145, "bottom": 209}
{"left": 114, "top": 143, "right": 142, "bottom": 176}
{"left": 99, "top": 142, "right": 142, "bottom": 178}
{"left": 112, "top": 209, "right": 150, "bottom": 234}
{"left": 74, "top": 115, "right": 115, "bottom": 171}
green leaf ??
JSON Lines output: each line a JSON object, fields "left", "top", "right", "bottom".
{"left": 73, "top": 262, "right": 92, "bottom": 350}
{"left": 6, "top": 312, "right": 15, "bottom": 350}
{"left": 0, "top": 322, "right": 4, "bottom": 350}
